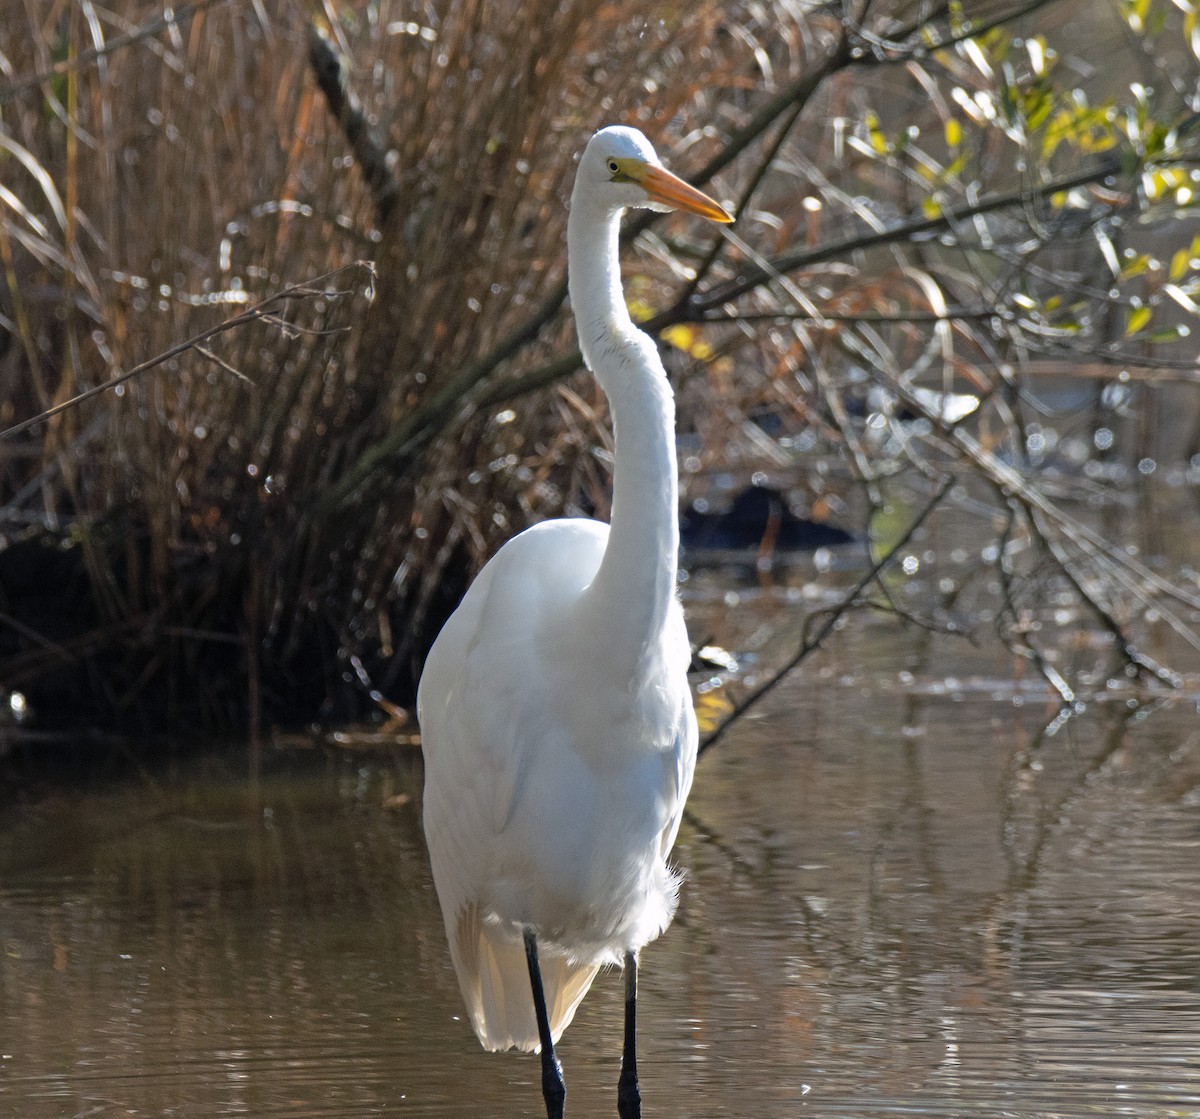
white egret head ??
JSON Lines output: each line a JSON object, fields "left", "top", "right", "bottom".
{"left": 576, "top": 126, "right": 732, "bottom": 223}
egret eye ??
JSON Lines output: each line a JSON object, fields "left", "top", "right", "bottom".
{"left": 608, "top": 160, "right": 621, "bottom": 172}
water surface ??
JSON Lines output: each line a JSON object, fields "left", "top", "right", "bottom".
{"left": 2, "top": 623, "right": 1199, "bottom": 1117}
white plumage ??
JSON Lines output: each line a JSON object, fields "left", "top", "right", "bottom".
{"left": 418, "top": 125, "right": 730, "bottom": 1109}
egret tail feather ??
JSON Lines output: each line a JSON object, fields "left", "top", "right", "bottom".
{"left": 452, "top": 904, "right": 601, "bottom": 1052}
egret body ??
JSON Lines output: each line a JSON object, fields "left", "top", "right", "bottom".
{"left": 418, "top": 125, "right": 731, "bottom": 1119}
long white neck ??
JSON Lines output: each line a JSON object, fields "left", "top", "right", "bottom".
{"left": 567, "top": 193, "right": 680, "bottom": 676}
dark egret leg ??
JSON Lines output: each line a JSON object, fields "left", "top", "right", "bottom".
{"left": 617, "top": 950, "right": 641, "bottom": 1119}
{"left": 524, "top": 927, "right": 566, "bottom": 1119}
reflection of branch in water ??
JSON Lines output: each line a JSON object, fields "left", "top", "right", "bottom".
{"left": 676, "top": 804, "right": 827, "bottom": 938}
{"left": 679, "top": 805, "right": 776, "bottom": 888}
{"left": 699, "top": 474, "right": 957, "bottom": 760}
{"left": 984, "top": 705, "right": 1139, "bottom": 975}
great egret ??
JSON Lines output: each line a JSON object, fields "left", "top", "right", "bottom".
{"left": 418, "top": 125, "right": 732, "bottom": 1119}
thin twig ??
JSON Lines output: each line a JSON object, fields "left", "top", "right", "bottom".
{"left": 850, "top": 0, "right": 1064, "bottom": 63}
{"left": 697, "top": 474, "right": 958, "bottom": 759}
{"left": 688, "top": 157, "right": 1124, "bottom": 315}
{"left": 698, "top": 307, "right": 1001, "bottom": 324}
{"left": 991, "top": 502, "right": 1077, "bottom": 705}
{"left": 194, "top": 345, "right": 256, "bottom": 385}
{"left": 0, "top": 262, "right": 373, "bottom": 442}
{"left": 678, "top": 98, "right": 809, "bottom": 307}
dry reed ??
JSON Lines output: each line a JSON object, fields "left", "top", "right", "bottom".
{"left": 2, "top": 0, "right": 1198, "bottom": 735}
{"left": 0, "top": 0, "right": 779, "bottom": 729}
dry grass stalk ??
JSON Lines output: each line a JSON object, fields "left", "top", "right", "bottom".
{"left": 0, "top": 0, "right": 776, "bottom": 727}
{"left": 1, "top": 0, "right": 1198, "bottom": 734}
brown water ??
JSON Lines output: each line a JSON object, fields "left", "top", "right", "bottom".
{"left": 2, "top": 619, "right": 1200, "bottom": 1118}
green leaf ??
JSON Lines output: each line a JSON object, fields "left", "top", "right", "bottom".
{"left": 948, "top": 0, "right": 968, "bottom": 37}
{"left": 1125, "top": 304, "right": 1152, "bottom": 336}
{"left": 661, "top": 324, "right": 713, "bottom": 360}
{"left": 1023, "top": 87, "right": 1054, "bottom": 131}
{"left": 1042, "top": 97, "right": 1119, "bottom": 161}
{"left": 1120, "top": 252, "right": 1152, "bottom": 279}
{"left": 866, "top": 111, "right": 889, "bottom": 155}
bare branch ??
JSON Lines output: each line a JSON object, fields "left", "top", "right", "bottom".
{"left": 849, "top": 0, "right": 1067, "bottom": 64}
{"left": 0, "top": 263, "right": 373, "bottom": 442}
{"left": 687, "top": 158, "right": 1125, "bottom": 316}
{"left": 697, "top": 474, "right": 958, "bottom": 759}
{"left": 307, "top": 24, "right": 401, "bottom": 225}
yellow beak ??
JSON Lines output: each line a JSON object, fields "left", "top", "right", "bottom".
{"left": 640, "top": 164, "right": 733, "bottom": 223}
